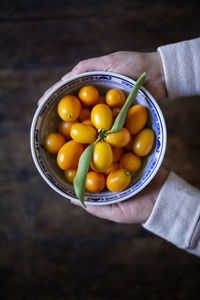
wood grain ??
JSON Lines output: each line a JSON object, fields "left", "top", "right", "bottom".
{"left": 0, "top": 1, "right": 200, "bottom": 299}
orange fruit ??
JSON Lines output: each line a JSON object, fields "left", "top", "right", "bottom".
{"left": 91, "top": 104, "right": 113, "bottom": 130}
{"left": 120, "top": 152, "right": 142, "bottom": 173}
{"left": 64, "top": 169, "right": 77, "bottom": 183}
{"left": 44, "top": 133, "right": 65, "bottom": 154}
{"left": 70, "top": 123, "right": 97, "bottom": 144}
{"left": 104, "top": 127, "right": 131, "bottom": 148}
{"left": 125, "top": 135, "right": 135, "bottom": 151}
{"left": 97, "top": 95, "right": 105, "bottom": 104}
{"left": 112, "top": 107, "right": 121, "bottom": 118}
{"left": 57, "top": 140, "right": 84, "bottom": 170}
{"left": 133, "top": 129, "right": 155, "bottom": 157}
{"left": 57, "top": 95, "right": 81, "bottom": 121}
{"left": 85, "top": 171, "right": 105, "bottom": 192}
{"left": 106, "top": 169, "right": 131, "bottom": 192}
{"left": 78, "top": 85, "right": 99, "bottom": 106}
{"left": 105, "top": 89, "right": 126, "bottom": 107}
{"left": 82, "top": 118, "right": 95, "bottom": 128}
{"left": 125, "top": 105, "right": 147, "bottom": 135}
{"left": 112, "top": 146, "right": 124, "bottom": 163}
{"left": 78, "top": 107, "right": 91, "bottom": 122}
{"left": 58, "top": 120, "right": 78, "bottom": 139}
{"left": 104, "top": 163, "right": 120, "bottom": 175}
{"left": 90, "top": 141, "right": 113, "bottom": 172}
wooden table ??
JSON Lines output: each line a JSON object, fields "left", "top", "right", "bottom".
{"left": 0, "top": 1, "right": 200, "bottom": 299}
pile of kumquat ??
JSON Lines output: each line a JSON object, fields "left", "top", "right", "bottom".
{"left": 44, "top": 77, "right": 155, "bottom": 203}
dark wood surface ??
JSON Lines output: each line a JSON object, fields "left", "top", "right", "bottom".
{"left": 0, "top": 1, "right": 200, "bottom": 299}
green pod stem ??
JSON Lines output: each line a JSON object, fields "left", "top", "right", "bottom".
{"left": 73, "top": 143, "right": 95, "bottom": 207}
{"left": 111, "top": 72, "right": 146, "bottom": 133}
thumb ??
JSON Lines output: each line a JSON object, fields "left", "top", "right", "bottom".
{"left": 62, "top": 56, "right": 108, "bottom": 80}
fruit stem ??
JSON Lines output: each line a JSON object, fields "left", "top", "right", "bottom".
{"left": 124, "top": 171, "right": 130, "bottom": 176}
{"left": 98, "top": 128, "right": 106, "bottom": 139}
{"left": 94, "top": 137, "right": 101, "bottom": 145}
{"left": 103, "top": 131, "right": 112, "bottom": 136}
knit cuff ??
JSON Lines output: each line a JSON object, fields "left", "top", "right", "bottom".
{"left": 142, "top": 172, "right": 200, "bottom": 251}
{"left": 157, "top": 38, "right": 200, "bottom": 100}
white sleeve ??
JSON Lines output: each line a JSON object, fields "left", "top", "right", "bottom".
{"left": 157, "top": 37, "right": 200, "bottom": 100}
{"left": 142, "top": 172, "right": 200, "bottom": 256}
{"left": 143, "top": 38, "right": 200, "bottom": 256}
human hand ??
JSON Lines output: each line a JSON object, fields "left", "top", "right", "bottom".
{"left": 62, "top": 51, "right": 167, "bottom": 101}
{"left": 72, "top": 167, "right": 168, "bottom": 224}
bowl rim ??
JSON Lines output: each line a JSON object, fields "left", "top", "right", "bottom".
{"left": 30, "top": 71, "right": 167, "bottom": 205}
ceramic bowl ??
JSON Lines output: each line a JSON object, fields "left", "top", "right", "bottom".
{"left": 30, "top": 71, "right": 167, "bottom": 205}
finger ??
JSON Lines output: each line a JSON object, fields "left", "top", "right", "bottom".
{"left": 62, "top": 56, "right": 108, "bottom": 80}
{"left": 85, "top": 204, "right": 113, "bottom": 220}
{"left": 70, "top": 200, "right": 84, "bottom": 208}
{"left": 61, "top": 71, "right": 74, "bottom": 81}
{"left": 37, "top": 80, "right": 63, "bottom": 106}
{"left": 71, "top": 200, "right": 114, "bottom": 221}
{"left": 38, "top": 88, "right": 51, "bottom": 106}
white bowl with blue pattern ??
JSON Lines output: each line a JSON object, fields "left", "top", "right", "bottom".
{"left": 30, "top": 71, "right": 167, "bottom": 205}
